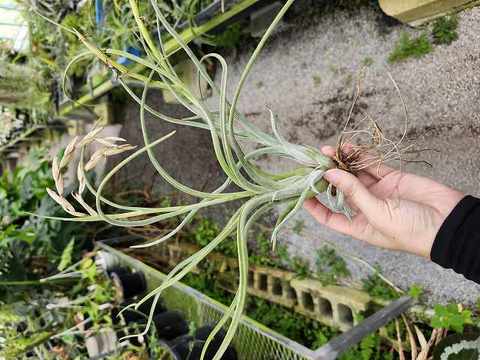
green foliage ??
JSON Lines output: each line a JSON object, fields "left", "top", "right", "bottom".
{"left": 388, "top": 32, "right": 432, "bottom": 63}
{"left": 362, "top": 272, "right": 399, "bottom": 301}
{"left": 431, "top": 304, "right": 473, "bottom": 333}
{"left": 290, "top": 256, "right": 310, "bottom": 278}
{"left": 250, "top": 230, "right": 288, "bottom": 268}
{"left": 312, "top": 75, "right": 322, "bottom": 87}
{"left": 183, "top": 272, "right": 234, "bottom": 306}
{"left": 0, "top": 58, "right": 50, "bottom": 110}
{"left": 315, "top": 246, "right": 350, "bottom": 285}
{"left": 210, "top": 23, "right": 246, "bottom": 48}
{"left": 0, "top": 253, "right": 122, "bottom": 358}
{"left": 340, "top": 333, "right": 391, "bottom": 360}
{"left": 0, "top": 330, "right": 53, "bottom": 358}
{"left": 432, "top": 15, "right": 459, "bottom": 45}
{"left": 194, "top": 217, "right": 220, "bottom": 247}
{"left": 246, "top": 297, "right": 339, "bottom": 349}
{"left": 408, "top": 283, "right": 424, "bottom": 300}
{"left": 362, "top": 56, "right": 374, "bottom": 67}
{"left": 190, "top": 217, "right": 315, "bottom": 277}
{"left": 193, "top": 218, "right": 237, "bottom": 257}
{"left": 58, "top": 238, "right": 75, "bottom": 271}
{"left": 0, "top": 148, "right": 86, "bottom": 293}
{"left": 292, "top": 219, "right": 305, "bottom": 235}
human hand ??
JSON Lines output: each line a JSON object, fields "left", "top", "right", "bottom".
{"left": 304, "top": 146, "right": 464, "bottom": 258}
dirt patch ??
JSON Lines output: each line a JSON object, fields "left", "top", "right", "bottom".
{"left": 405, "top": 121, "right": 480, "bottom": 140}
{"left": 286, "top": 89, "right": 381, "bottom": 141}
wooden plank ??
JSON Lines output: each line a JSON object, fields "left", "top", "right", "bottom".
{"left": 379, "top": 0, "right": 480, "bottom": 25}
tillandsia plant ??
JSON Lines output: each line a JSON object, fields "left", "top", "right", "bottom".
{"left": 42, "top": 0, "right": 407, "bottom": 358}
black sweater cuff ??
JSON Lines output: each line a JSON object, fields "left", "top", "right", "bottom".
{"left": 431, "top": 195, "right": 480, "bottom": 284}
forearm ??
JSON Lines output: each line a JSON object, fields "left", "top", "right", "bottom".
{"left": 431, "top": 195, "right": 480, "bottom": 284}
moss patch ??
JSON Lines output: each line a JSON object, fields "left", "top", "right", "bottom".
{"left": 432, "top": 15, "right": 459, "bottom": 45}
{"left": 388, "top": 32, "right": 432, "bottom": 63}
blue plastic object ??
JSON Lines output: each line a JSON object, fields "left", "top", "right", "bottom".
{"left": 117, "top": 46, "right": 142, "bottom": 66}
{"left": 95, "top": 0, "right": 104, "bottom": 25}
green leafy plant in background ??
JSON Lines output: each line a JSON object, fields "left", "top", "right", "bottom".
{"left": 192, "top": 217, "right": 237, "bottom": 257}
{"left": 0, "top": 253, "right": 131, "bottom": 358}
{"left": 432, "top": 14, "right": 459, "bottom": 45}
{"left": 247, "top": 297, "right": 340, "bottom": 348}
{"left": 290, "top": 256, "right": 311, "bottom": 278}
{"left": 407, "top": 283, "right": 423, "bottom": 300}
{"left": 315, "top": 246, "right": 350, "bottom": 285}
{"left": 292, "top": 219, "right": 305, "bottom": 235}
{"left": 0, "top": 58, "right": 50, "bottom": 110}
{"left": 339, "top": 333, "right": 392, "bottom": 360}
{"left": 362, "top": 271, "right": 399, "bottom": 301}
{"left": 0, "top": 148, "right": 87, "bottom": 297}
{"left": 362, "top": 56, "right": 374, "bottom": 67}
{"left": 388, "top": 32, "right": 432, "bottom": 63}
{"left": 209, "top": 23, "right": 247, "bottom": 49}
{"left": 431, "top": 303, "right": 473, "bottom": 333}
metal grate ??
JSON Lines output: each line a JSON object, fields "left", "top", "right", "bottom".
{"left": 99, "top": 243, "right": 413, "bottom": 360}
{"left": 100, "top": 244, "right": 312, "bottom": 359}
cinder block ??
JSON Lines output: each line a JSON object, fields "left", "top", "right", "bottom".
{"left": 290, "top": 279, "right": 371, "bottom": 331}
{"left": 247, "top": 265, "right": 296, "bottom": 308}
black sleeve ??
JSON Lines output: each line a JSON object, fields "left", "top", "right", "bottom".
{"left": 431, "top": 195, "right": 480, "bottom": 284}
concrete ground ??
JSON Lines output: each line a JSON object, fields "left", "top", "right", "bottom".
{"left": 114, "top": 2, "right": 480, "bottom": 305}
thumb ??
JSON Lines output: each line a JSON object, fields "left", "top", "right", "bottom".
{"left": 324, "top": 169, "right": 384, "bottom": 219}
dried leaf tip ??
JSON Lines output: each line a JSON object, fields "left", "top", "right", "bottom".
{"left": 77, "top": 126, "right": 105, "bottom": 147}
{"left": 103, "top": 144, "right": 137, "bottom": 156}
{"left": 52, "top": 157, "right": 64, "bottom": 195}
{"left": 60, "top": 136, "right": 79, "bottom": 169}
{"left": 73, "top": 193, "right": 98, "bottom": 216}
{"left": 77, "top": 161, "right": 86, "bottom": 194}
{"left": 46, "top": 188, "right": 75, "bottom": 214}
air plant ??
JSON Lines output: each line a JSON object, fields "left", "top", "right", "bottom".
{"left": 43, "top": 0, "right": 408, "bottom": 358}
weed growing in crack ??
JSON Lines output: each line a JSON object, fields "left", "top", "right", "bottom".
{"left": 388, "top": 32, "right": 432, "bottom": 63}
{"left": 432, "top": 15, "right": 459, "bottom": 45}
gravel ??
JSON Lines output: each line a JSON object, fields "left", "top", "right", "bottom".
{"left": 203, "top": 3, "right": 480, "bottom": 305}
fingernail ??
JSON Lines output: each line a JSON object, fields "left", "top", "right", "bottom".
{"left": 325, "top": 169, "right": 341, "bottom": 183}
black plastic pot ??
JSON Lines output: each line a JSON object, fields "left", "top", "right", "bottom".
{"left": 112, "top": 298, "right": 167, "bottom": 325}
{"left": 116, "top": 324, "right": 147, "bottom": 347}
{"left": 153, "top": 311, "right": 189, "bottom": 341}
{"left": 111, "top": 306, "right": 146, "bottom": 325}
{"left": 16, "top": 321, "right": 27, "bottom": 333}
{"left": 136, "top": 295, "right": 167, "bottom": 317}
{"left": 106, "top": 266, "right": 131, "bottom": 277}
{"left": 169, "top": 325, "right": 238, "bottom": 360}
{"left": 110, "top": 268, "right": 147, "bottom": 300}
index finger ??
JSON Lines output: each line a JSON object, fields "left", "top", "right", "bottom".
{"left": 304, "top": 198, "right": 357, "bottom": 237}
